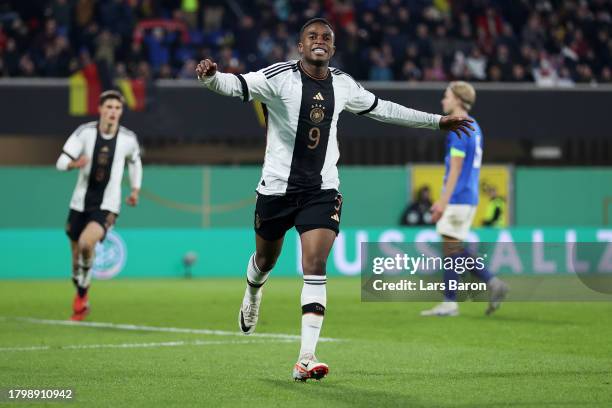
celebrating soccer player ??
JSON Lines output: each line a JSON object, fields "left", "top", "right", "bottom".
{"left": 421, "top": 81, "right": 508, "bottom": 317}
{"left": 196, "top": 18, "right": 473, "bottom": 381}
{"left": 56, "top": 90, "right": 142, "bottom": 321}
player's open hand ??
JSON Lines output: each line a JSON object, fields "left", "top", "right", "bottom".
{"left": 196, "top": 59, "right": 217, "bottom": 79}
{"left": 440, "top": 115, "right": 475, "bottom": 138}
{"left": 430, "top": 200, "right": 447, "bottom": 223}
{"left": 126, "top": 189, "right": 139, "bottom": 206}
{"left": 70, "top": 155, "right": 89, "bottom": 169}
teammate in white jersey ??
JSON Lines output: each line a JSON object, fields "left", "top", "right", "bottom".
{"left": 56, "top": 90, "right": 142, "bottom": 321}
{"left": 196, "top": 18, "right": 473, "bottom": 381}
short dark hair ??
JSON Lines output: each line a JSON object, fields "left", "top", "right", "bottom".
{"left": 299, "top": 18, "right": 334, "bottom": 39}
{"left": 99, "top": 90, "right": 125, "bottom": 106}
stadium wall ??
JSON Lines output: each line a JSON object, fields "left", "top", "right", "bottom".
{"left": 515, "top": 168, "right": 612, "bottom": 226}
{"left": 1, "top": 166, "right": 610, "bottom": 228}
{"left": 0, "top": 80, "right": 610, "bottom": 141}
{"left": 1, "top": 165, "right": 610, "bottom": 279}
{"left": 0, "top": 166, "right": 410, "bottom": 228}
{"left": 0, "top": 227, "right": 610, "bottom": 279}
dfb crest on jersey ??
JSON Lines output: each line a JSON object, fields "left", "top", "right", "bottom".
{"left": 93, "top": 230, "right": 127, "bottom": 280}
{"left": 310, "top": 106, "right": 325, "bottom": 124}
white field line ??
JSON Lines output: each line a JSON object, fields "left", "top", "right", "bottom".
{"left": 3, "top": 317, "right": 342, "bottom": 342}
{"left": 0, "top": 338, "right": 294, "bottom": 353}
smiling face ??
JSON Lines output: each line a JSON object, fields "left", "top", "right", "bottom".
{"left": 298, "top": 22, "right": 336, "bottom": 66}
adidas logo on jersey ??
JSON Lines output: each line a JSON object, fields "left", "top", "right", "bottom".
{"left": 313, "top": 92, "right": 324, "bottom": 101}
{"left": 331, "top": 213, "right": 340, "bottom": 222}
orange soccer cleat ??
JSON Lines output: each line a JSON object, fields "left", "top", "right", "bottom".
{"left": 71, "top": 293, "right": 90, "bottom": 321}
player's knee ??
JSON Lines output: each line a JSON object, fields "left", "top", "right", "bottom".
{"left": 77, "top": 238, "right": 95, "bottom": 255}
{"left": 254, "top": 253, "right": 277, "bottom": 272}
{"left": 302, "top": 257, "right": 327, "bottom": 276}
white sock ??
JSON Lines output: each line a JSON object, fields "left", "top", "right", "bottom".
{"left": 77, "top": 254, "right": 93, "bottom": 288}
{"left": 245, "top": 253, "right": 269, "bottom": 299}
{"left": 299, "top": 275, "right": 327, "bottom": 358}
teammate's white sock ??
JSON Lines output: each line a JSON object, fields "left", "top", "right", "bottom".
{"left": 299, "top": 275, "right": 327, "bottom": 358}
{"left": 77, "top": 254, "right": 93, "bottom": 295}
{"left": 245, "top": 253, "right": 270, "bottom": 299}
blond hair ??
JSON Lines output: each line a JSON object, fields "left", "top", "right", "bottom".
{"left": 448, "top": 81, "right": 476, "bottom": 111}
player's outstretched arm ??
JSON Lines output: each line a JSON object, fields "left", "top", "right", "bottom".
{"left": 196, "top": 58, "right": 276, "bottom": 103}
{"left": 344, "top": 80, "right": 474, "bottom": 137}
{"left": 196, "top": 58, "right": 245, "bottom": 99}
{"left": 364, "top": 98, "right": 474, "bottom": 138}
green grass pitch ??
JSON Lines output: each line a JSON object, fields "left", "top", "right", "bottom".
{"left": 1, "top": 278, "right": 611, "bottom": 407}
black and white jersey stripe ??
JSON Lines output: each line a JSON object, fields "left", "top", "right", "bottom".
{"left": 264, "top": 62, "right": 298, "bottom": 79}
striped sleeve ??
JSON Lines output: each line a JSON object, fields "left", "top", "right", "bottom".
{"left": 342, "top": 74, "right": 378, "bottom": 115}
{"left": 62, "top": 126, "right": 86, "bottom": 160}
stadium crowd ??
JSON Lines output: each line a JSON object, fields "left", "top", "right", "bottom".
{"left": 0, "top": 0, "right": 610, "bottom": 85}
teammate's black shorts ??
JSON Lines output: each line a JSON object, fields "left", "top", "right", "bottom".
{"left": 65, "top": 209, "right": 118, "bottom": 242}
{"left": 254, "top": 189, "right": 343, "bottom": 241}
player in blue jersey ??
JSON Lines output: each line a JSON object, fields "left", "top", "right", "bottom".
{"left": 421, "top": 81, "right": 508, "bottom": 317}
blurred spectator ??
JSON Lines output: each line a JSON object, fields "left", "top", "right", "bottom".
{"left": 492, "top": 44, "right": 513, "bottom": 81}
{"left": 399, "top": 186, "right": 434, "bottom": 226}
{"left": 510, "top": 64, "right": 533, "bottom": 82}
{"left": 400, "top": 60, "right": 423, "bottom": 82}
{"left": 369, "top": 47, "right": 393, "bottom": 81}
{"left": 3, "top": 38, "right": 20, "bottom": 76}
{"left": 47, "top": 0, "right": 71, "bottom": 35}
{"left": 158, "top": 62, "right": 173, "bottom": 79}
{"left": 181, "top": 0, "right": 198, "bottom": 29}
{"left": 177, "top": 58, "right": 197, "bottom": 79}
{"left": 533, "top": 51, "right": 559, "bottom": 86}
{"left": 557, "top": 66, "right": 576, "bottom": 88}
{"left": 600, "top": 66, "right": 612, "bottom": 83}
{"left": 218, "top": 46, "right": 244, "bottom": 74}
{"left": 114, "top": 61, "right": 129, "bottom": 79}
{"left": 75, "top": 0, "right": 95, "bottom": 30}
{"left": 466, "top": 47, "right": 487, "bottom": 80}
{"left": 481, "top": 186, "right": 506, "bottom": 228}
{"left": 95, "top": 30, "right": 118, "bottom": 68}
{"left": 424, "top": 55, "right": 447, "bottom": 81}
{"left": 18, "top": 54, "right": 37, "bottom": 76}
{"left": 40, "top": 35, "right": 72, "bottom": 76}
{"left": 125, "top": 41, "right": 146, "bottom": 76}
{"left": 0, "top": 0, "right": 609, "bottom": 86}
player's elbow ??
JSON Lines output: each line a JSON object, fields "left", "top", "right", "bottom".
{"left": 56, "top": 154, "right": 70, "bottom": 171}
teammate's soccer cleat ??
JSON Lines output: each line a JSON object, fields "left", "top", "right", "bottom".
{"left": 485, "top": 278, "right": 509, "bottom": 315}
{"left": 292, "top": 354, "right": 329, "bottom": 381}
{"left": 71, "top": 294, "right": 90, "bottom": 321}
{"left": 420, "top": 301, "right": 459, "bottom": 317}
{"left": 238, "top": 291, "right": 262, "bottom": 335}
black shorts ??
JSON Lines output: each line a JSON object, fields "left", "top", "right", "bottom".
{"left": 65, "top": 209, "right": 117, "bottom": 242}
{"left": 254, "top": 189, "right": 343, "bottom": 241}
